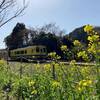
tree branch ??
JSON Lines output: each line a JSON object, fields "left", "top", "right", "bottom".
{"left": 0, "top": 6, "right": 27, "bottom": 27}
{"left": 0, "top": 0, "right": 28, "bottom": 28}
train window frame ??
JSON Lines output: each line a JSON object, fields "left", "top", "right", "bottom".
{"left": 11, "top": 51, "right": 15, "bottom": 55}
{"left": 43, "top": 48, "right": 46, "bottom": 52}
{"left": 36, "top": 47, "right": 39, "bottom": 52}
{"left": 41, "top": 49, "right": 42, "bottom": 52}
{"left": 25, "top": 50, "right": 27, "bottom": 54}
{"left": 21, "top": 50, "right": 24, "bottom": 54}
{"left": 31, "top": 49, "right": 34, "bottom": 53}
{"left": 16, "top": 51, "right": 20, "bottom": 54}
{"left": 14, "top": 51, "right": 17, "bottom": 55}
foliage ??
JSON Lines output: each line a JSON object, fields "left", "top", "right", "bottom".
{"left": 0, "top": 59, "right": 99, "bottom": 99}
{"left": 4, "top": 23, "right": 29, "bottom": 49}
{"left": 4, "top": 23, "right": 72, "bottom": 57}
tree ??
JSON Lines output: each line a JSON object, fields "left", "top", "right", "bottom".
{"left": 4, "top": 23, "right": 29, "bottom": 49}
{"left": 5, "top": 23, "right": 65, "bottom": 57}
{"left": 29, "top": 23, "right": 65, "bottom": 53}
{"left": 40, "top": 23, "right": 65, "bottom": 37}
{"left": 0, "top": 0, "right": 27, "bottom": 28}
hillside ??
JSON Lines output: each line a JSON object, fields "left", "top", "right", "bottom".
{"left": 68, "top": 25, "right": 100, "bottom": 44}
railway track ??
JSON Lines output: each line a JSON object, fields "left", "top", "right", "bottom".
{"left": 8, "top": 59, "right": 98, "bottom": 66}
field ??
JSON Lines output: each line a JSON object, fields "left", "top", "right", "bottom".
{"left": 0, "top": 25, "right": 100, "bottom": 100}
{"left": 0, "top": 60, "right": 99, "bottom": 100}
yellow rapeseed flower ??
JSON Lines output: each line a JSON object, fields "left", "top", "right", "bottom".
{"left": 84, "top": 25, "right": 93, "bottom": 33}
{"left": 77, "top": 79, "right": 93, "bottom": 92}
{"left": 52, "top": 81, "right": 61, "bottom": 88}
{"left": 48, "top": 52, "right": 56, "bottom": 58}
{"left": 88, "top": 35, "right": 99, "bottom": 42}
{"left": 44, "top": 64, "right": 51, "bottom": 71}
{"left": 28, "top": 80, "right": 35, "bottom": 87}
{"left": 77, "top": 87, "right": 82, "bottom": 91}
{"left": 61, "top": 45, "right": 68, "bottom": 52}
{"left": 77, "top": 51, "right": 89, "bottom": 61}
{"left": 88, "top": 44, "right": 96, "bottom": 54}
{"left": 81, "top": 67, "right": 90, "bottom": 74}
{"left": 0, "top": 59, "right": 6, "bottom": 65}
{"left": 70, "top": 60, "right": 76, "bottom": 66}
{"left": 78, "top": 79, "right": 92, "bottom": 87}
{"left": 48, "top": 52, "right": 61, "bottom": 60}
{"left": 88, "top": 80, "right": 92, "bottom": 84}
{"left": 73, "top": 40, "right": 81, "bottom": 46}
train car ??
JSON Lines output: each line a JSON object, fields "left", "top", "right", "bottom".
{"left": 9, "top": 45, "right": 47, "bottom": 61}
{"left": 0, "top": 49, "right": 8, "bottom": 60}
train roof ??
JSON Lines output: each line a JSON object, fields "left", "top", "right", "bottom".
{"left": 10, "top": 45, "right": 46, "bottom": 51}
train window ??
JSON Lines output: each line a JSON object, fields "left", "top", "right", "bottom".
{"left": 25, "top": 50, "right": 27, "bottom": 54}
{"left": 14, "top": 52, "right": 16, "bottom": 55}
{"left": 21, "top": 51, "right": 24, "bottom": 54}
{"left": 16, "top": 51, "right": 20, "bottom": 54}
{"left": 43, "top": 48, "right": 46, "bottom": 52}
{"left": 36, "top": 47, "right": 39, "bottom": 52}
{"left": 41, "top": 49, "right": 42, "bottom": 52}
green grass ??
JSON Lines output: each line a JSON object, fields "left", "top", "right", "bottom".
{"left": 0, "top": 61, "right": 99, "bottom": 100}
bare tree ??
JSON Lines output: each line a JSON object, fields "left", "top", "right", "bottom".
{"left": 0, "top": 0, "right": 28, "bottom": 28}
{"left": 40, "top": 23, "right": 65, "bottom": 37}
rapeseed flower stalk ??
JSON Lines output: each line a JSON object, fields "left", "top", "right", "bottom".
{"left": 52, "top": 80, "right": 61, "bottom": 88}
{"left": 84, "top": 24, "right": 99, "bottom": 59}
{"left": 31, "top": 90, "right": 37, "bottom": 95}
{"left": 84, "top": 25, "right": 100, "bottom": 99}
{"left": 70, "top": 60, "right": 78, "bottom": 71}
{"left": 73, "top": 40, "right": 84, "bottom": 57}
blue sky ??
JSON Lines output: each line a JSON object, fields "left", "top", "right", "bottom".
{"left": 0, "top": 0, "right": 100, "bottom": 48}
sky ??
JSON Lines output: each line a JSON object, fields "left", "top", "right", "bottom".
{"left": 0, "top": 0, "right": 100, "bottom": 49}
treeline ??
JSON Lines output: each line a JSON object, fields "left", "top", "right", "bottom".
{"left": 4, "top": 23, "right": 100, "bottom": 61}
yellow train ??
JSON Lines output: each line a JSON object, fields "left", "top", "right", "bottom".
{"left": 9, "top": 45, "right": 47, "bottom": 61}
